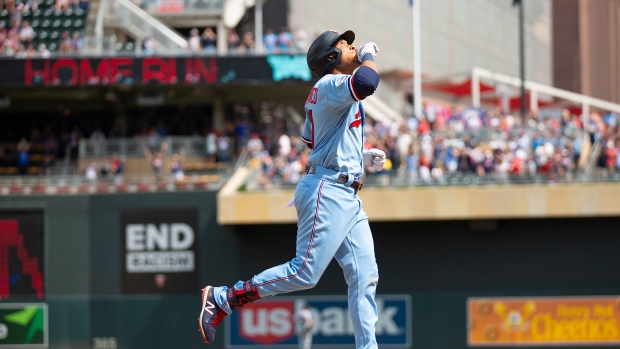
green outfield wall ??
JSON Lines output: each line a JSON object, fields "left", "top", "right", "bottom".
{"left": 1, "top": 192, "right": 620, "bottom": 349}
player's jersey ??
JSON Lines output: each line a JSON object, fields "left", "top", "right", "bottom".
{"left": 302, "top": 74, "right": 365, "bottom": 177}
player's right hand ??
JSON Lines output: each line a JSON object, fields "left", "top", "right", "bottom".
{"left": 357, "top": 42, "right": 379, "bottom": 62}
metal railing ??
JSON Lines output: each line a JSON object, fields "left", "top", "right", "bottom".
{"left": 136, "top": 0, "right": 225, "bottom": 15}
{"left": 79, "top": 136, "right": 210, "bottom": 157}
{"left": 82, "top": 35, "right": 118, "bottom": 55}
{"left": 245, "top": 169, "right": 620, "bottom": 191}
{"left": 0, "top": 170, "right": 229, "bottom": 194}
{"left": 472, "top": 66, "right": 620, "bottom": 116}
{"left": 104, "top": 0, "right": 187, "bottom": 53}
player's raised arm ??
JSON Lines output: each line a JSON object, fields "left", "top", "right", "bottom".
{"left": 357, "top": 42, "right": 379, "bottom": 74}
{"left": 351, "top": 42, "right": 380, "bottom": 100}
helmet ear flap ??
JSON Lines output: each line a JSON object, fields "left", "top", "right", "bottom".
{"left": 319, "top": 47, "right": 342, "bottom": 76}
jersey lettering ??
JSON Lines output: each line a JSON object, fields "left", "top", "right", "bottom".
{"left": 306, "top": 87, "right": 318, "bottom": 105}
{"left": 349, "top": 109, "right": 362, "bottom": 129}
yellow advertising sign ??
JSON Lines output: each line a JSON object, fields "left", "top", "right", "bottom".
{"left": 468, "top": 296, "right": 620, "bottom": 346}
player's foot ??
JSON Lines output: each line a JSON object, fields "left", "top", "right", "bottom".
{"left": 198, "top": 286, "right": 227, "bottom": 344}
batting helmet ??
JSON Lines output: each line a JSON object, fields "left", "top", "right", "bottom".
{"left": 307, "top": 30, "right": 355, "bottom": 77}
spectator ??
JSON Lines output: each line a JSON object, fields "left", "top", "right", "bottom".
{"left": 143, "top": 36, "right": 154, "bottom": 55}
{"left": 56, "top": 0, "right": 70, "bottom": 11}
{"left": 78, "top": 0, "right": 89, "bottom": 11}
{"left": 187, "top": 28, "right": 201, "bottom": 52}
{"left": 205, "top": 130, "right": 217, "bottom": 163}
{"left": 16, "top": 137, "right": 30, "bottom": 174}
{"left": 84, "top": 160, "right": 97, "bottom": 182}
{"left": 227, "top": 28, "right": 240, "bottom": 52}
{"left": 14, "top": 44, "right": 27, "bottom": 58}
{"left": 201, "top": 27, "right": 216, "bottom": 54}
{"left": 277, "top": 26, "right": 292, "bottom": 53}
{"left": 295, "top": 304, "right": 314, "bottom": 349}
{"left": 99, "top": 158, "right": 111, "bottom": 179}
{"left": 37, "top": 43, "right": 50, "bottom": 58}
{"left": 247, "top": 132, "right": 264, "bottom": 169}
{"left": 70, "top": 31, "right": 83, "bottom": 51}
{"left": 23, "top": 0, "right": 38, "bottom": 11}
{"left": 2, "top": 32, "right": 19, "bottom": 56}
{"left": 18, "top": 20, "right": 33, "bottom": 43}
{"left": 58, "top": 30, "right": 73, "bottom": 53}
{"left": 144, "top": 141, "right": 167, "bottom": 181}
{"left": 239, "top": 31, "right": 254, "bottom": 53}
{"left": 293, "top": 27, "right": 308, "bottom": 53}
{"left": 111, "top": 153, "right": 124, "bottom": 176}
{"left": 277, "top": 132, "right": 291, "bottom": 158}
{"left": 69, "top": 125, "right": 82, "bottom": 158}
{"left": 25, "top": 43, "right": 35, "bottom": 57}
{"left": 263, "top": 27, "right": 277, "bottom": 53}
{"left": 90, "top": 127, "right": 105, "bottom": 141}
{"left": 169, "top": 147, "right": 186, "bottom": 182}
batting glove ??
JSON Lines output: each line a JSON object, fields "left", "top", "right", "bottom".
{"left": 363, "top": 148, "right": 386, "bottom": 171}
{"left": 357, "top": 42, "right": 379, "bottom": 62}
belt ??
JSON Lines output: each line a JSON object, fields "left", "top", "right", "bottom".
{"left": 307, "top": 165, "right": 363, "bottom": 192}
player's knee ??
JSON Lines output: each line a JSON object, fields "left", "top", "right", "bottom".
{"left": 296, "top": 274, "right": 319, "bottom": 289}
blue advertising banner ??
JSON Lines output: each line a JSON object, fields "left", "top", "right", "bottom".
{"left": 225, "top": 295, "right": 410, "bottom": 348}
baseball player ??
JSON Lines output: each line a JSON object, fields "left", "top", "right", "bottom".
{"left": 199, "top": 29, "right": 385, "bottom": 349}
{"left": 295, "top": 304, "right": 314, "bottom": 349}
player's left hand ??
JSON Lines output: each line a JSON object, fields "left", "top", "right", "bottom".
{"left": 363, "top": 148, "right": 386, "bottom": 171}
{"left": 357, "top": 42, "right": 379, "bottom": 62}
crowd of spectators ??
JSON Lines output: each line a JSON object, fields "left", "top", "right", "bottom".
{"left": 3, "top": 102, "right": 619, "bottom": 190}
{"left": 245, "top": 105, "right": 620, "bottom": 189}
{"left": 185, "top": 26, "right": 309, "bottom": 55}
{"left": 0, "top": 0, "right": 88, "bottom": 57}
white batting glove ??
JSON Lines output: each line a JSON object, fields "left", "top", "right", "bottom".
{"left": 357, "top": 42, "right": 379, "bottom": 62}
{"left": 363, "top": 148, "right": 386, "bottom": 171}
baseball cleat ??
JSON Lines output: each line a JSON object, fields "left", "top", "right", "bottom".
{"left": 198, "top": 286, "right": 227, "bottom": 344}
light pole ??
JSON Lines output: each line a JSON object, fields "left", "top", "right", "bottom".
{"left": 514, "top": 0, "right": 526, "bottom": 118}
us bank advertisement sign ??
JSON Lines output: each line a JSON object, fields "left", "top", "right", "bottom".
{"left": 120, "top": 208, "right": 198, "bottom": 294}
{"left": 226, "top": 295, "right": 410, "bottom": 348}
{"left": 468, "top": 296, "right": 620, "bottom": 346}
{"left": 0, "top": 303, "right": 48, "bottom": 348}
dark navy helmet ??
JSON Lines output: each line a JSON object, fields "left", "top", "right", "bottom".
{"left": 306, "top": 30, "right": 355, "bottom": 77}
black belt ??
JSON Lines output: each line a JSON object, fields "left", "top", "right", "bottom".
{"left": 307, "top": 166, "right": 363, "bottom": 192}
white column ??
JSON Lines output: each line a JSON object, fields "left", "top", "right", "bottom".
{"left": 217, "top": 20, "right": 227, "bottom": 54}
{"left": 412, "top": 0, "right": 423, "bottom": 117}
{"left": 472, "top": 67, "right": 481, "bottom": 108}
{"left": 530, "top": 89, "right": 538, "bottom": 113}
{"left": 254, "top": 0, "right": 263, "bottom": 54}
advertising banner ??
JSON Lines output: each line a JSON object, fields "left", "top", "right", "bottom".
{"left": 0, "top": 211, "right": 44, "bottom": 299}
{"left": 0, "top": 303, "right": 47, "bottom": 348}
{"left": 226, "top": 295, "right": 410, "bottom": 348}
{"left": 120, "top": 208, "right": 198, "bottom": 294}
{"left": 468, "top": 296, "right": 620, "bottom": 346}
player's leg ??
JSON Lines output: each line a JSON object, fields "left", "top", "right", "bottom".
{"left": 334, "top": 211, "right": 379, "bottom": 349}
{"left": 245, "top": 179, "right": 359, "bottom": 296}
{"left": 200, "top": 178, "right": 358, "bottom": 343}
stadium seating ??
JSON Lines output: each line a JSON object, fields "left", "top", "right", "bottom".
{"left": 15, "top": 1, "right": 89, "bottom": 52}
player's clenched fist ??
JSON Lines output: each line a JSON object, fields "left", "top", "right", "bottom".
{"left": 357, "top": 42, "right": 379, "bottom": 62}
{"left": 363, "top": 148, "right": 386, "bottom": 171}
